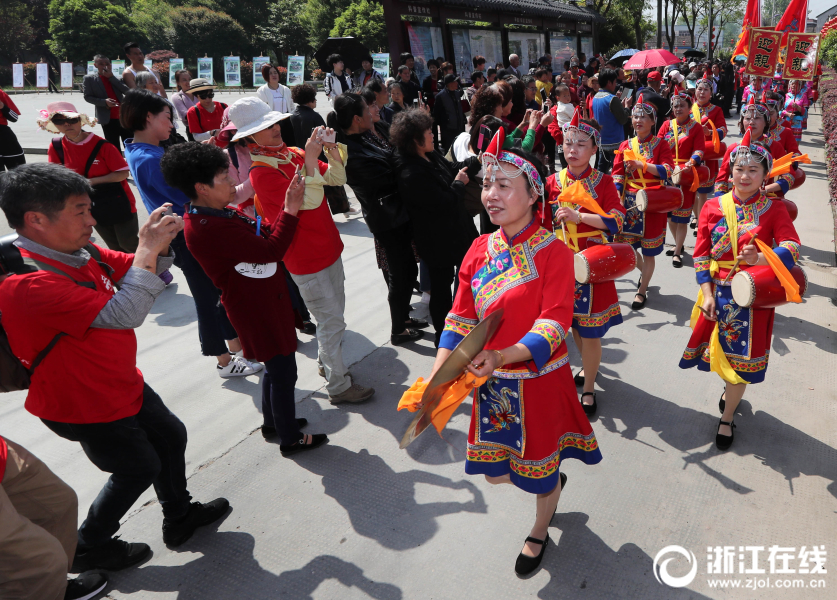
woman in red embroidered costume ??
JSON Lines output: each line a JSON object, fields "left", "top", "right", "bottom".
{"left": 680, "top": 135, "right": 800, "bottom": 450}
{"left": 544, "top": 109, "right": 625, "bottom": 415}
{"left": 715, "top": 99, "right": 792, "bottom": 198}
{"left": 612, "top": 94, "right": 674, "bottom": 310}
{"left": 429, "top": 130, "right": 602, "bottom": 575}
{"left": 657, "top": 92, "right": 705, "bottom": 267}
{"left": 763, "top": 91, "right": 800, "bottom": 156}
{"left": 693, "top": 70, "right": 728, "bottom": 233}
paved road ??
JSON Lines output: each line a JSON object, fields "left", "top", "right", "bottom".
{"left": 1, "top": 103, "right": 835, "bottom": 599}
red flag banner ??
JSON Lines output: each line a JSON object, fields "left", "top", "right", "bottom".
{"left": 782, "top": 33, "right": 820, "bottom": 81}
{"left": 745, "top": 29, "right": 783, "bottom": 78}
{"left": 774, "top": 0, "right": 808, "bottom": 48}
{"left": 730, "top": 0, "right": 761, "bottom": 60}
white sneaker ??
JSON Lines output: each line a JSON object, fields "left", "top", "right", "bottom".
{"left": 343, "top": 206, "right": 361, "bottom": 219}
{"left": 420, "top": 292, "right": 431, "bottom": 304}
{"left": 217, "top": 355, "right": 260, "bottom": 378}
{"left": 233, "top": 354, "right": 263, "bottom": 373}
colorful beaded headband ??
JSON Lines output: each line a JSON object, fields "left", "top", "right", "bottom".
{"left": 696, "top": 68, "right": 714, "bottom": 91}
{"left": 670, "top": 92, "right": 692, "bottom": 107}
{"left": 760, "top": 92, "right": 781, "bottom": 111}
{"left": 730, "top": 127, "right": 773, "bottom": 172}
{"left": 632, "top": 93, "right": 656, "bottom": 120}
{"left": 561, "top": 106, "right": 600, "bottom": 146}
{"left": 742, "top": 96, "right": 770, "bottom": 119}
{"left": 482, "top": 128, "right": 545, "bottom": 198}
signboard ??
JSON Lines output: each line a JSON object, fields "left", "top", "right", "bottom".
{"left": 12, "top": 63, "right": 24, "bottom": 88}
{"left": 253, "top": 56, "right": 270, "bottom": 87}
{"left": 144, "top": 59, "right": 153, "bottom": 71}
{"left": 111, "top": 60, "right": 125, "bottom": 78}
{"left": 580, "top": 36, "right": 594, "bottom": 61}
{"left": 87, "top": 61, "right": 97, "bottom": 76}
{"left": 469, "top": 29, "right": 503, "bottom": 72}
{"left": 287, "top": 56, "right": 305, "bottom": 87}
{"left": 508, "top": 32, "right": 545, "bottom": 70}
{"left": 451, "top": 28, "right": 473, "bottom": 83}
{"left": 60, "top": 62, "right": 73, "bottom": 88}
{"left": 198, "top": 57, "right": 213, "bottom": 83}
{"left": 169, "top": 58, "right": 184, "bottom": 88}
{"left": 407, "top": 23, "right": 443, "bottom": 83}
{"left": 36, "top": 63, "right": 49, "bottom": 88}
{"left": 550, "top": 33, "right": 576, "bottom": 72}
{"left": 224, "top": 56, "right": 241, "bottom": 87}
{"left": 744, "top": 28, "right": 782, "bottom": 77}
{"left": 372, "top": 53, "right": 390, "bottom": 78}
{"left": 782, "top": 32, "right": 820, "bottom": 80}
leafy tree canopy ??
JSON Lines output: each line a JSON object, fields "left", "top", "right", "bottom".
{"left": 330, "top": 0, "right": 387, "bottom": 53}
{"left": 47, "top": 0, "right": 139, "bottom": 62}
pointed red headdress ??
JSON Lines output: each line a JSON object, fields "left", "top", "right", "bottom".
{"left": 569, "top": 105, "right": 581, "bottom": 129}
{"left": 740, "top": 127, "right": 752, "bottom": 147}
{"left": 484, "top": 127, "right": 505, "bottom": 158}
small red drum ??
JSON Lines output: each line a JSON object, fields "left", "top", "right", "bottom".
{"left": 779, "top": 198, "right": 798, "bottom": 221}
{"left": 702, "top": 141, "right": 728, "bottom": 162}
{"left": 731, "top": 265, "right": 807, "bottom": 309}
{"left": 790, "top": 168, "right": 805, "bottom": 190}
{"left": 671, "top": 165, "right": 710, "bottom": 188}
{"left": 635, "top": 186, "right": 684, "bottom": 213}
{"left": 574, "top": 243, "right": 637, "bottom": 284}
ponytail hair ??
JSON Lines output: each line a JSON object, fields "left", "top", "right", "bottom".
{"left": 330, "top": 93, "right": 365, "bottom": 133}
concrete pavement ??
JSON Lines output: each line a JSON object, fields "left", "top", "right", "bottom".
{"left": 0, "top": 103, "right": 835, "bottom": 599}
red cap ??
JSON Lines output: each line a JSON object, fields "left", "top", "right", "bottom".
{"left": 647, "top": 71, "right": 662, "bottom": 81}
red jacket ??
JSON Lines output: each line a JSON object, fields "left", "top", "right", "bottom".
{"left": 0, "top": 90, "right": 21, "bottom": 127}
{"left": 184, "top": 205, "right": 300, "bottom": 361}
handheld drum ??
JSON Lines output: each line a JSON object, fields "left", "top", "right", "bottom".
{"left": 635, "top": 186, "right": 684, "bottom": 213}
{"left": 731, "top": 265, "right": 807, "bottom": 309}
{"left": 702, "top": 141, "right": 727, "bottom": 162}
{"left": 790, "top": 168, "right": 806, "bottom": 190}
{"left": 779, "top": 198, "right": 798, "bottom": 222}
{"left": 574, "top": 243, "right": 637, "bottom": 284}
{"left": 671, "top": 165, "right": 710, "bottom": 188}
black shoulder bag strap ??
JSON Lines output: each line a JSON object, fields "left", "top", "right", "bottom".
{"left": 83, "top": 139, "right": 107, "bottom": 178}
{"left": 52, "top": 137, "right": 65, "bottom": 164}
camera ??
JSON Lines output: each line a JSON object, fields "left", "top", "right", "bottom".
{"left": 0, "top": 233, "right": 24, "bottom": 276}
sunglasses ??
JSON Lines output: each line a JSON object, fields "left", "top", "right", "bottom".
{"left": 195, "top": 91, "right": 214, "bottom": 99}
{"left": 51, "top": 117, "right": 80, "bottom": 126}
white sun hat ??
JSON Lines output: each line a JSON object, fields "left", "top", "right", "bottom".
{"left": 228, "top": 97, "right": 291, "bottom": 141}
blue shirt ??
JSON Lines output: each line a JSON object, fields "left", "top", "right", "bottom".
{"left": 124, "top": 140, "right": 190, "bottom": 216}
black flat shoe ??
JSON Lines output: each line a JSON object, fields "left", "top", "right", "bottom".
{"left": 672, "top": 254, "right": 683, "bottom": 268}
{"left": 391, "top": 328, "right": 423, "bottom": 345}
{"left": 581, "top": 392, "right": 597, "bottom": 416}
{"left": 693, "top": 229, "right": 698, "bottom": 237}
{"left": 631, "top": 293, "right": 647, "bottom": 310}
{"left": 716, "top": 418, "right": 736, "bottom": 451}
{"left": 573, "top": 369, "right": 585, "bottom": 386}
{"left": 280, "top": 433, "right": 329, "bottom": 457}
{"left": 404, "top": 317, "right": 429, "bottom": 330}
{"left": 299, "top": 321, "right": 316, "bottom": 335}
{"left": 261, "top": 419, "right": 307, "bottom": 440}
{"left": 665, "top": 248, "right": 675, "bottom": 256}
{"left": 718, "top": 392, "right": 725, "bottom": 414}
{"left": 515, "top": 534, "right": 550, "bottom": 575}
{"left": 689, "top": 218, "right": 697, "bottom": 230}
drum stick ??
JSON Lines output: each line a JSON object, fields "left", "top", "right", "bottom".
{"left": 722, "top": 232, "right": 758, "bottom": 285}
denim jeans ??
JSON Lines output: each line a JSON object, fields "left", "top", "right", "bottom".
{"left": 375, "top": 222, "right": 419, "bottom": 335}
{"left": 41, "top": 384, "right": 191, "bottom": 549}
{"left": 262, "top": 353, "right": 301, "bottom": 445}
{"left": 170, "top": 232, "right": 237, "bottom": 356}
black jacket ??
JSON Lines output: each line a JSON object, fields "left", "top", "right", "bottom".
{"left": 343, "top": 130, "right": 409, "bottom": 235}
{"left": 433, "top": 88, "right": 466, "bottom": 133}
{"left": 289, "top": 104, "right": 326, "bottom": 155}
{"left": 395, "top": 150, "right": 478, "bottom": 267}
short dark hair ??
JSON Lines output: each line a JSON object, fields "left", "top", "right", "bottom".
{"left": 427, "top": 59, "right": 439, "bottom": 69}
{"left": 160, "top": 142, "right": 229, "bottom": 201}
{"left": 397, "top": 65, "right": 410, "bottom": 75}
{"left": 487, "top": 68, "right": 497, "bottom": 78}
{"left": 291, "top": 83, "right": 317, "bottom": 105}
{"left": 330, "top": 93, "right": 366, "bottom": 131}
{"left": 400, "top": 52, "right": 414, "bottom": 64}
{"left": 124, "top": 42, "right": 141, "bottom": 55}
{"left": 261, "top": 63, "right": 278, "bottom": 81}
{"left": 534, "top": 68, "right": 548, "bottom": 79}
{"left": 390, "top": 109, "right": 432, "bottom": 156}
{"left": 360, "top": 87, "right": 377, "bottom": 106}
{"left": 93, "top": 54, "right": 108, "bottom": 63}
{"left": 0, "top": 163, "right": 93, "bottom": 229}
{"left": 362, "top": 54, "right": 373, "bottom": 64}
{"left": 471, "top": 71, "right": 485, "bottom": 83}
{"left": 365, "top": 79, "right": 385, "bottom": 95}
{"left": 440, "top": 62, "right": 454, "bottom": 73}
{"left": 390, "top": 82, "right": 404, "bottom": 94}
{"left": 120, "top": 89, "right": 172, "bottom": 131}
{"left": 473, "top": 55, "right": 486, "bottom": 68}
{"left": 554, "top": 83, "right": 570, "bottom": 96}
{"left": 598, "top": 69, "right": 618, "bottom": 88}
{"left": 327, "top": 54, "right": 343, "bottom": 70}
{"left": 521, "top": 75, "right": 535, "bottom": 87}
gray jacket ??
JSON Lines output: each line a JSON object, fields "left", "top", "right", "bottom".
{"left": 82, "top": 74, "right": 129, "bottom": 125}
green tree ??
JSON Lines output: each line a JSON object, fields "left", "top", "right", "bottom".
{"left": 0, "top": 0, "right": 35, "bottom": 60}
{"left": 47, "top": 0, "right": 139, "bottom": 62}
{"left": 330, "top": 0, "right": 387, "bottom": 52}
{"left": 257, "top": 0, "right": 310, "bottom": 60}
{"left": 302, "top": 0, "right": 353, "bottom": 51}
{"left": 169, "top": 6, "right": 249, "bottom": 75}
{"left": 131, "top": 0, "right": 175, "bottom": 52}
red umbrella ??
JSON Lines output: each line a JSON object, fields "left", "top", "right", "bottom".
{"left": 623, "top": 49, "right": 680, "bottom": 70}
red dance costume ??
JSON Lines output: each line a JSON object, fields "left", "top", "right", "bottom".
{"left": 440, "top": 220, "right": 603, "bottom": 494}
{"left": 680, "top": 192, "right": 800, "bottom": 383}
{"left": 714, "top": 138, "right": 792, "bottom": 197}
{"left": 544, "top": 167, "right": 625, "bottom": 337}
{"left": 696, "top": 103, "right": 727, "bottom": 194}
{"left": 767, "top": 122, "right": 800, "bottom": 156}
{"left": 612, "top": 135, "right": 674, "bottom": 256}
{"left": 658, "top": 117, "right": 706, "bottom": 223}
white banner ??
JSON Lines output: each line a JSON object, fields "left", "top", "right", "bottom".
{"left": 169, "top": 58, "right": 184, "bottom": 88}
{"left": 253, "top": 57, "right": 270, "bottom": 87}
{"left": 12, "top": 63, "right": 24, "bottom": 88}
{"left": 286, "top": 56, "right": 304, "bottom": 87}
{"left": 36, "top": 63, "right": 48, "bottom": 88}
{"left": 224, "top": 56, "right": 241, "bottom": 87}
{"left": 371, "top": 53, "right": 390, "bottom": 78}
{"left": 87, "top": 61, "right": 97, "bottom": 76}
{"left": 60, "top": 62, "right": 73, "bottom": 88}
{"left": 198, "top": 57, "right": 213, "bottom": 84}
{"left": 111, "top": 60, "right": 125, "bottom": 78}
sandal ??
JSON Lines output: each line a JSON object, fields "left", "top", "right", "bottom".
{"left": 672, "top": 254, "right": 683, "bottom": 268}
{"left": 665, "top": 248, "right": 675, "bottom": 256}
{"left": 716, "top": 418, "right": 736, "bottom": 451}
{"left": 631, "top": 293, "right": 647, "bottom": 310}
{"left": 573, "top": 369, "right": 585, "bottom": 386}
{"left": 580, "top": 392, "right": 597, "bottom": 416}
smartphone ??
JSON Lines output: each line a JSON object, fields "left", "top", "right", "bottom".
{"left": 413, "top": 98, "right": 419, "bottom": 107}
{"left": 540, "top": 88, "right": 547, "bottom": 102}
{"left": 320, "top": 129, "right": 336, "bottom": 144}
{"left": 163, "top": 206, "right": 174, "bottom": 217}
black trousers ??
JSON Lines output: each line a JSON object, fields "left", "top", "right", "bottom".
{"left": 101, "top": 119, "right": 131, "bottom": 151}
{"left": 426, "top": 262, "right": 457, "bottom": 347}
{"left": 42, "top": 384, "right": 191, "bottom": 549}
{"left": 375, "top": 222, "right": 419, "bottom": 335}
{"left": 262, "top": 353, "right": 300, "bottom": 445}
{"left": 596, "top": 148, "right": 617, "bottom": 174}
{"left": 0, "top": 125, "right": 25, "bottom": 171}
{"left": 440, "top": 127, "right": 462, "bottom": 154}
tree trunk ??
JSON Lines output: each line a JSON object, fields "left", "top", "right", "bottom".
{"left": 707, "top": 4, "right": 715, "bottom": 62}
{"left": 657, "top": 0, "right": 662, "bottom": 49}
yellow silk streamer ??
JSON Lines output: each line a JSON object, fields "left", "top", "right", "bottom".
{"left": 672, "top": 121, "right": 700, "bottom": 193}
{"left": 694, "top": 103, "right": 720, "bottom": 153}
{"left": 551, "top": 170, "right": 608, "bottom": 252}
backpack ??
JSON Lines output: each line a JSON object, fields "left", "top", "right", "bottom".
{"left": 0, "top": 235, "right": 114, "bottom": 393}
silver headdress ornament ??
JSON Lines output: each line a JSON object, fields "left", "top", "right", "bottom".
{"left": 481, "top": 127, "right": 545, "bottom": 198}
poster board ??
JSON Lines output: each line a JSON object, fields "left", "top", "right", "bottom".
{"left": 224, "top": 56, "right": 241, "bottom": 87}
{"left": 111, "top": 60, "right": 125, "bottom": 78}
{"left": 144, "top": 59, "right": 153, "bottom": 70}
{"left": 87, "top": 61, "right": 97, "bottom": 76}
{"left": 469, "top": 29, "right": 503, "bottom": 72}
{"left": 550, "top": 33, "right": 576, "bottom": 73}
{"left": 12, "top": 63, "right": 24, "bottom": 88}
{"left": 451, "top": 28, "right": 473, "bottom": 83}
{"left": 579, "top": 37, "right": 594, "bottom": 61}
{"left": 169, "top": 58, "right": 184, "bottom": 88}
{"left": 253, "top": 56, "right": 270, "bottom": 87}
{"left": 372, "top": 53, "right": 390, "bottom": 78}
{"left": 36, "top": 63, "right": 49, "bottom": 88}
{"left": 286, "top": 56, "right": 305, "bottom": 87}
{"left": 744, "top": 28, "right": 782, "bottom": 78}
{"left": 508, "top": 32, "right": 545, "bottom": 70}
{"left": 407, "top": 23, "right": 444, "bottom": 83}
{"left": 198, "top": 57, "right": 214, "bottom": 84}
{"left": 782, "top": 32, "right": 820, "bottom": 81}
{"left": 60, "top": 62, "right": 73, "bottom": 88}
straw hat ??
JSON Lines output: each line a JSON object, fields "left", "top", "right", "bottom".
{"left": 228, "top": 97, "right": 290, "bottom": 141}
{"left": 36, "top": 102, "right": 97, "bottom": 133}
{"left": 189, "top": 78, "right": 217, "bottom": 94}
